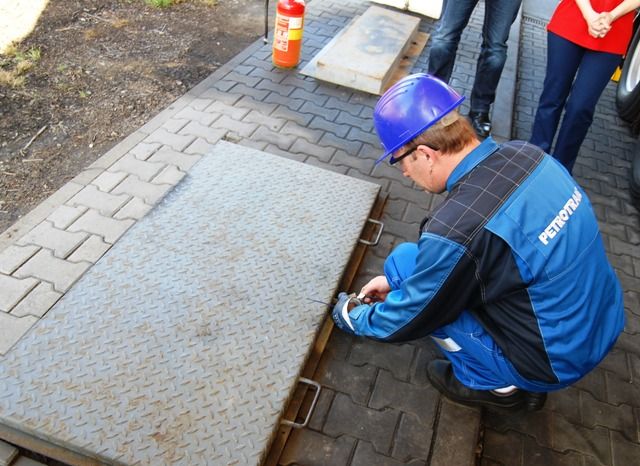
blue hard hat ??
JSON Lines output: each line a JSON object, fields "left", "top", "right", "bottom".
{"left": 374, "top": 73, "right": 465, "bottom": 164}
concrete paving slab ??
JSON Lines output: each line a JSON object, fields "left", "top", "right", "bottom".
{"left": 0, "top": 245, "right": 38, "bottom": 275}
{"left": 45, "top": 205, "right": 87, "bottom": 230}
{"left": 302, "top": 6, "right": 420, "bottom": 94}
{"left": 13, "top": 458, "right": 46, "bottom": 466}
{"left": 430, "top": 399, "right": 481, "bottom": 466}
{"left": 66, "top": 235, "right": 111, "bottom": 265}
{"left": 407, "top": 0, "right": 443, "bottom": 19}
{"left": 9, "top": 281, "right": 61, "bottom": 319}
{"left": 15, "top": 221, "right": 88, "bottom": 259}
{"left": 110, "top": 175, "right": 173, "bottom": 205}
{"left": 0, "top": 439, "right": 17, "bottom": 466}
{"left": 0, "top": 313, "right": 37, "bottom": 355}
{"left": 0, "top": 275, "right": 37, "bottom": 313}
{"left": 112, "top": 197, "right": 153, "bottom": 222}
{"left": 371, "top": 0, "right": 444, "bottom": 20}
{"left": 13, "top": 249, "right": 90, "bottom": 293}
{"left": 66, "top": 209, "right": 134, "bottom": 245}
{"left": 67, "top": 185, "right": 130, "bottom": 218}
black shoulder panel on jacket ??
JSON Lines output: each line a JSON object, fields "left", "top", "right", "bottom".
{"left": 424, "top": 141, "right": 545, "bottom": 246}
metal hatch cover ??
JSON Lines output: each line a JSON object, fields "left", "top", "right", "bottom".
{"left": 0, "top": 141, "right": 380, "bottom": 465}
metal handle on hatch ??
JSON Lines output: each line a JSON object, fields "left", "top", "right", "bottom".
{"left": 358, "top": 218, "right": 384, "bottom": 246}
{"left": 281, "top": 377, "right": 322, "bottom": 429}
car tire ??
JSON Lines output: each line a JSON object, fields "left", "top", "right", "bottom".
{"left": 617, "top": 25, "right": 640, "bottom": 123}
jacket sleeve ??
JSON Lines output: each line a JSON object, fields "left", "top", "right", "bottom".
{"left": 347, "top": 232, "right": 482, "bottom": 341}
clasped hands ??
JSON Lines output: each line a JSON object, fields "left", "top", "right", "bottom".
{"left": 587, "top": 11, "right": 614, "bottom": 38}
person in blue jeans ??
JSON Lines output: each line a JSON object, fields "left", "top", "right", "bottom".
{"left": 332, "top": 73, "right": 624, "bottom": 411}
{"left": 530, "top": 0, "right": 638, "bottom": 174}
{"left": 428, "top": 0, "right": 522, "bottom": 138}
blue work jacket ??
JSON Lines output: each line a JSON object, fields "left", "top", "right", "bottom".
{"left": 346, "top": 138, "right": 624, "bottom": 386}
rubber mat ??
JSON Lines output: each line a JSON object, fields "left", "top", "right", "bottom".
{"left": 0, "top": 141, "right": 380, "bottom": 465}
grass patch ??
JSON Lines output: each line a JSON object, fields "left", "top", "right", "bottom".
{"left": 113, "top": 18, "right": 131, "bottom": 28}
{"left": 0, "top": 45, "right": 41, "bottom": 88}
{"left": 0, "top": 70, "right": 25, "bottom": 88}
{"left": 146, "top": 0, "right": 173, "bottom": 7}
{"left": 84, "top": 28, "right": 100, "bottom": 40}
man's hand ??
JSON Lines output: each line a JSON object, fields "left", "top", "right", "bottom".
{"left": 357, "top": 275, "right": 391, "bottom": 304}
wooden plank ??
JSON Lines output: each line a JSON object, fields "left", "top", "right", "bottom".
{"left": 382, "top": 31, "right": 429, "bottom": 93}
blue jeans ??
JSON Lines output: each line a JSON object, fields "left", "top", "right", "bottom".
{"left": 385, "top": 242, "right": 559, "bottom": 392}
{"left": 530, "top": 32, "right": 622, "bottom": 174}
{"left": 428, "top": 0, "right": 522, "bottom": 113}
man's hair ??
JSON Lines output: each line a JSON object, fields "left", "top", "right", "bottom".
{"left": 410, "top": 110, "right": 477, "bottom": 155}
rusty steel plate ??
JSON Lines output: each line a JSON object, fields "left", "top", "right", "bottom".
{"left": 0, "top": 141, "right": 380, "bottom": 465}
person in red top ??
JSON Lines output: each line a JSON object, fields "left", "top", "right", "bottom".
{"left": 530, "top": 0, "right": 639, "bottom": 173}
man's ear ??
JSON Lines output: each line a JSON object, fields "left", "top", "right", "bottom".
{"left": 417, "top": 144, "right": 439, "bottom": 164}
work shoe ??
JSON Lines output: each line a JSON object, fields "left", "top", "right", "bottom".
{"left": 523, "top": 391, "right": 547, "bottom": 412}
{"left": 427, "top": 360, "right": 525, "bottom": 411}
{"left": 469, "top": 111, "right": 492, "bottom": 139}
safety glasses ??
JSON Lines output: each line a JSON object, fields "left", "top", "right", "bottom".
{"left": 390, "top": 142, "right": 439, "bottom": 165}
{"left": 390, "top": 146, "right": 417, "bottom": 165}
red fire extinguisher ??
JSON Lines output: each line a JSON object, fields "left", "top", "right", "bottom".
{"left": 272, "top": 0, "right": 305, "bottom": 68}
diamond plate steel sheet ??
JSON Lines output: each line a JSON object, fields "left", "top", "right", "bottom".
{"left": 0, "top": 141, "right": 380, "bottom": 465}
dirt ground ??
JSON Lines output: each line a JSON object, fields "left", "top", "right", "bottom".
{"left": 0, "top": 0, "right": 269, "bottom": 233}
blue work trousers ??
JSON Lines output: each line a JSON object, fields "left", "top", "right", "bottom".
{"left": 530, "top": 32, "right": 622, "bottom": 173}
{"left": 384, "top": 242, "right": 558, "bottom": 392}
{"left": 427, "top": 0, "right": 522, "bottom": 113}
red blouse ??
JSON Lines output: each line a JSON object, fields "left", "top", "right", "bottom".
{"left": 547, "top": 0, "right": 634, "bottom": 55}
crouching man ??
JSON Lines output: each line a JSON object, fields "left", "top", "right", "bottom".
{"left": 332, "top": 73, "right": 624, "bottom": 411}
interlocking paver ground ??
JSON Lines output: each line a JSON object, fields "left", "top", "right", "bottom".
{"left": 0, "top": 439, "right": 18, "bottom": 466}
{"left": 1, "top": 0, "right": 638, "bottom": 464}
{"left": 481, "top": 14, "right": 640, "bottom": 466}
